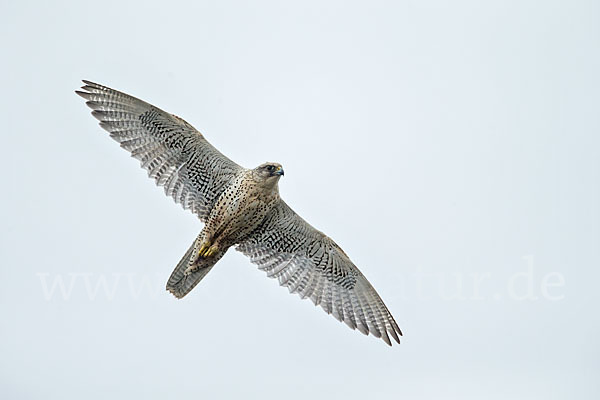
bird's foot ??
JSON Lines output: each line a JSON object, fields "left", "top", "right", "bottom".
{"left": 198, "top": 241, "right": 219, "bottom": 258}
{"left": 204, "top": 244, "right": 220, "bottom": 258}
{"left": 197, "top": 241, "right": 211, "bottom": 257}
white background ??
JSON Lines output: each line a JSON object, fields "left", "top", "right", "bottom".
{"left": 1, "top": 0, "right": 598, "bottom": 398}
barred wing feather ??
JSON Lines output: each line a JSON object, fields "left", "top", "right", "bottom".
{"left": 76, "top": 80, "right": 243, "bottom": 222}
{"left": 237, "top": 201, "right": 402, "bottom": 345}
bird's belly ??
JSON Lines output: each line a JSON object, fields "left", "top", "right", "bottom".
{"left": 209, "top": 194, "right": 275, "bottom": 244}
{"left": 224, "top": 198, "right": 271, "bottom": 242}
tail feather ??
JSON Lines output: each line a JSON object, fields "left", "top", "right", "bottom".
{"left": 166, "top": 239, "right": 228, "bottom": 298}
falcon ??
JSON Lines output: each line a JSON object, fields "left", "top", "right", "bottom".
{"left": 76, "top": 80, "right": 402, "bottom": 345}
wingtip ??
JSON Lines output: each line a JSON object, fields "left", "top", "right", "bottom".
{"left": 382, "top": 331, "right": 400, "bottom": 346}
{"left": 80, "top": 80, "right": 109, "bottom": 94}
{"left": 82, "top": 79, "right": 97, "bottom": 86}
{"left": 387, "top": 321, "right": 402, "bottom": 344}
{"left": 381, "top": 330, "right": 392, "bottom": 346}
{"left": 91, "top": 110, "right": 105, "bottom": 121}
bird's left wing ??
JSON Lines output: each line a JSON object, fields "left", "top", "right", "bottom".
{"left": 76, "top": 80, "right": 244, "bottom": 222}
{"left": 236, "top": 201, "right": 402, "bottom": 346}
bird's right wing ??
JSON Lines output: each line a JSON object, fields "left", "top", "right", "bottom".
{"left": 76, "top": 80, "right": 244, "bottom": 222}
{"left": 236, "top": 201, "right": 402, "bottom": 346}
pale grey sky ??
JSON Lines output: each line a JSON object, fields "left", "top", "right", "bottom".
{"left": 1, "top": 0, "right": 599, "bottom": 399}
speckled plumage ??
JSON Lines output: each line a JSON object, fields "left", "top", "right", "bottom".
{"left": 77, "top": 80, "right": 402, "bottom": 346}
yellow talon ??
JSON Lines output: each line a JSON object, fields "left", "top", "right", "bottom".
{"left": 198, "top": 241, "right": 219, "bottom": 258}
{"left": 204, "top": 245, "right": 219, "bottom": 258}
{"left": 198, "top": 242, "right": 211, "bottom": 257}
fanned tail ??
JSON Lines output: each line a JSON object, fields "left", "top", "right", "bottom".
{"left": 166, "top": 239, "right": 228, "bottom": 298}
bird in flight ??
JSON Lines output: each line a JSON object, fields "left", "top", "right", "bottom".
{"left": 76, "top": 81, "right": 402, "bottom": 345}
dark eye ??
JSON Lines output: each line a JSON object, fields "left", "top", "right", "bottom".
{"left": 266, "top": 165, "right": 274, "bottom": 171}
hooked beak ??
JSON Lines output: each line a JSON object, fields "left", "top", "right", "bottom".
{"left": 274, "top": 166, "right": 284, "bottom": 176}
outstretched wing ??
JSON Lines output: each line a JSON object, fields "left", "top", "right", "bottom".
{"left": 76, "top": 80, "right": 244, "bottom": 221}
{"left": 236, "top": 201, "right": 402, "bottom": 346}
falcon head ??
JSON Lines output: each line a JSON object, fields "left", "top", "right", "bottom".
{"left": 253, "top": 162, "right": 284, "bottom": 185}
